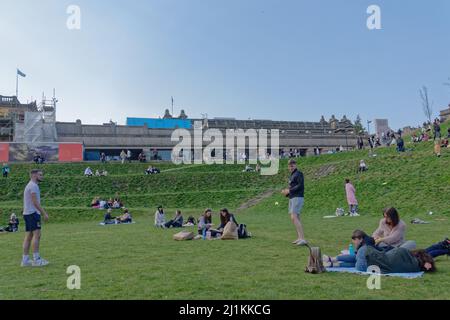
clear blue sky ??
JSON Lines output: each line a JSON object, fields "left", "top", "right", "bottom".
{"left": 1, "top": 0, "right": 449, "bottom": 130}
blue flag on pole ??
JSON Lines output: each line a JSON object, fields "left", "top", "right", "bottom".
{"left": 17, "top": 69, "right": 26, "bottom": 77}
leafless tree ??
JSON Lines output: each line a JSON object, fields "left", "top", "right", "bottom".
{"left": 419, "top": 86, "right": 433, "bottom": 123}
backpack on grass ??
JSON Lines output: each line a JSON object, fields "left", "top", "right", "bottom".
{"left": 305, "top": 245, "right": 326, "bottom": 274}
{"left": 238, "top": 224, "right": 251, "bottom": 239}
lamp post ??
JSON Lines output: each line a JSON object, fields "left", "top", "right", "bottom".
{"left": 367, "top": 120, "right": 372, "bottom": 135}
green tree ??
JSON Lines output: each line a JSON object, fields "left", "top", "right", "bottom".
{"left": 354, "top": 115, "right": 365, "bottom": 134}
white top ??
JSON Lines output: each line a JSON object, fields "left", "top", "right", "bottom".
{"left": 85, "top": 168, "right": 93, "bottom": 175}
{"left": 154, "top": 211, "right": 165, "bottom": 226}
{"left": 23, "top": 180, "right": 40, "bottom": 215}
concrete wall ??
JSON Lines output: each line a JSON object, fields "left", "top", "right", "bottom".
{"left": 56, "top": 121, "right": 358, "bottom": 151}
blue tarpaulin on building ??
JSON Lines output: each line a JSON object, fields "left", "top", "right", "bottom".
{"left": 126, "top": 117, "right": 192, "bottom": 129}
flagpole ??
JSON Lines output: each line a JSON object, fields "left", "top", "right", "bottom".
{"left": 16, "top": 69, "right": 19, "bottom": 98}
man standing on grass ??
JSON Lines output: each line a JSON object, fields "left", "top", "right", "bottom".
{"left": 21, "top": 169, "right": 49, "bottom": 267}
{"left": 282, "top": 159, "right": 307, "bottom": 246}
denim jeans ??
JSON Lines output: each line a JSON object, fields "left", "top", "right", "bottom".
{"left": 426, "top": 243, "right": 450, "bottom": 258}
{"left": 337, "top": 245, "right": 368, "bottom": 271}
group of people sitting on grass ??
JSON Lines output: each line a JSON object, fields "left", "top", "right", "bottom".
{"left": 32, "top": 152, "right": 45, "bottom": 164}
{"left": 91, "top": 196, "right": 124, "bottom": 209}
{"left": 242, "top": 164, "right": 261, "bottom": 173}
{"left": 195, "top": 208, "right": 239, "bottom": 239}
{"left": 153, "top": 206, "right": 247, "bottom": 239}
{"left": 145, "top": 166, "right": 161, "bottom": 175}
{"left": 322, "top": 207, "right": 449, "bottom": 274}
{"left": 0, "top": 213, "right": 20, "bottom": 233}
{"left": 154, "top": 207, "right": 185, "bottom": 229}
{"left": 103, "top": 208, "right": 133, "bottom": 224}
{"left": 84, "top": 167, "right": 108, "bottom": 177}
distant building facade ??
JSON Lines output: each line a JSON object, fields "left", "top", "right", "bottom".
{"left": 440, "top": 104, "right": 450, "bottom": 122}
{"left": 56, "top": 111, "right": 358, "bottom": 161}
{"left": 374, "top": 119, "right": 390, "bottom": 137}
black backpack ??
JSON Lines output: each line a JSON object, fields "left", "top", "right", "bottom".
{"left": 238, "top": 224, "right": 250, "bottom": 239}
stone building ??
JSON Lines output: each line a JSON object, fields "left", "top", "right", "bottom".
{"left": 55, "top": 112, "right": 358, "bottom": 160}
{"left": 440, "top": 104, "right": 450, "bottom": 122}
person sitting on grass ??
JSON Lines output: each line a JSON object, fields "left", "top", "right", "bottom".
{"left": 116, "top": 209, "right": 132, "bottom": 224}
{"left": 2, "top": 163, "right": 10, "bottom": 178}
{"left": 112, "top": 199, "right": 121, "bottom": 209}
{"left": 358, "top": 160, "right": 368, "bottom": 173}
{"left": 5, "top": 213, "right": 19, "bottom": 232}
{"left": 112, "top": 196, "right": 123, "bottom": 209}
{"left": 84, "top": 167, "right": 93, "bottom": 177}
{"left": 145, "top": 166, "right": 154, "bottom": 175}
{"left": 154, "top": 205, "right": 166, "bottom": 228}
{"left": 425, "top": 237, "right": 450, "bottom": 258}
{"left": 103, "top": 209, "right": 115, "bottom": 224}
{"left": 95, "top": 169, "right": 101, "bottom": 177}
{"left": 145, "top": 166, "right": 161, "bottom": 175}
{"left": 91, "top": 197, "right": 101, "bottom": 208}
{"left": 372, "top": 207, "right": 416, "bottom": 250}
{"left": 217, "top": 208, "right": 238, "bottom": 234}
{"left": 183, "top": 216, "right": 197, "bottom": 227}
{"left": 323, "top": 230, "right": 373, "bottom": 271}
{"left": 197, "top": 208, "right": 218, "bottom": 237}
{"left": 164, "top": 210, "right": 184, "bottom": 228}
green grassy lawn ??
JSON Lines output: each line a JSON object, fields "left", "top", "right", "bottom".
{"left": 0, "top": 130, "right": 449, "bottom": 299}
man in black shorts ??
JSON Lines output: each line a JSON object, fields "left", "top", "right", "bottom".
{"left": 21, "top": 169, "right": 49, "bottom": 267}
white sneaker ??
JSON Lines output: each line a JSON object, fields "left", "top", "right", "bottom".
{"left": 296, "top": 240, "right": 308, "bottom": 246}
{"left": 21, "top": 260, "right": 32, "bottom": 267}
{"left": 32, "top": 258, "right": 49, "bottom": 267}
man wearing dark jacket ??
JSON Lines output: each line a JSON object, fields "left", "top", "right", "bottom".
{"left": 282, "top": 159, "right": 307, "bottom": 246}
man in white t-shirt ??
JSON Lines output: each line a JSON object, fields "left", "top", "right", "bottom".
{"left": 21, "top": 169, "right": 49, "bottom": 267}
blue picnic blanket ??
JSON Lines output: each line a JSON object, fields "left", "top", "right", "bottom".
{"left": 99, "top": 221, "right": 135, "bottom": 226}
{"left": 326, "top": 267, "right": 424, "bottom": 279}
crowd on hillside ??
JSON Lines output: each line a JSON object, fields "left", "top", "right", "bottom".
{"left": 91, "top": 196, "right": 124, "bottom": 209}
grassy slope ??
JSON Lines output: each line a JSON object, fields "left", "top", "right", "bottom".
{"left": 0, "top": 125, "right": 449, "bottom": 300}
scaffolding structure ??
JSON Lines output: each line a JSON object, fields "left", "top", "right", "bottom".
{"left": 14, "top": 91, "right": 58, "bottom": 143}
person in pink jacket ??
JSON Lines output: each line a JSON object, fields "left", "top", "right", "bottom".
{"left": 345, "top": 179, "right": 359, "bottom": 216}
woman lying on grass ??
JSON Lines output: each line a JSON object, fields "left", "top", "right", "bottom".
{"left": 323, "top": 230, "right": 436, "bottom": 273}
